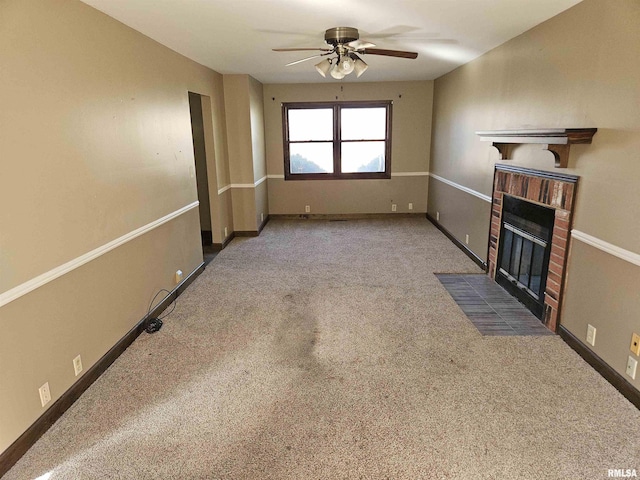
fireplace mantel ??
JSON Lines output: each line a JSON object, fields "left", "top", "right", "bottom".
{"left": 476, "top": 128, "right": 597, "bottom": 168}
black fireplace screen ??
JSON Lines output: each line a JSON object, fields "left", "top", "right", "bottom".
{"left": 496, "top": 196, "right": 555, "bottom": 319}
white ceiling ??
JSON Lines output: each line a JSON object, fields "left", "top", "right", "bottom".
{"left": 81, "top": 0, "right": 582, "bottom": 84}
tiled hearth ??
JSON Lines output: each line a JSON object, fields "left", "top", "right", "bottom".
{"left": 437, "top": 274, "right": 554, "bottom": 336}
{"left": 488, "top": 165, "right": 579, "bottom": 332}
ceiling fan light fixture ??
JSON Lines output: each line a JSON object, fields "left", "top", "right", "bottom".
{"left": 340, "top": 55, "right": 355, "bottom": 75}
{"left": 274, "top": 26, "right": 417, "bottom": 80}
{"left": 330, "top": 63, "right": 346, "bottom": 79}
{"left": 354, "top": 56, "right": 368, "bottom": 78}
{"left": 315, "top": 58, "right": 332, "bottom": 77}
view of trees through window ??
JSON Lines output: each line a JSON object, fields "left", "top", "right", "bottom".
{"left": 290, "top": 153, "right": 329, "bottom": 173}
{"left": 283, "top": 102, "right": 391, "bottom": 180}
{"left": 289, "top": 152, "right": 385, "bottom": 174}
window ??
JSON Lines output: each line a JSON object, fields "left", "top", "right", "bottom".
{"left": 283, "top": 101, "right": 392, "bottom": 180}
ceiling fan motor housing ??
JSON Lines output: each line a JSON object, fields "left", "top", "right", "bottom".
{"left": 324, "top": 27, "right": 359, "bottom": 46}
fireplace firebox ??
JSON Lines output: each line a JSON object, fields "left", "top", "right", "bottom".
{"left": 496, "top": 195, "right": 555, "bottom": 320}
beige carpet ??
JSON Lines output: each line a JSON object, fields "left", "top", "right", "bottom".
{"left": 4, "top": 218, "right": 640, "bottom": 479}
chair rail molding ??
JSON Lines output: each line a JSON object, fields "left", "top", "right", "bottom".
{"left": 0, "top": 201, "right": 200, "bottom": 307}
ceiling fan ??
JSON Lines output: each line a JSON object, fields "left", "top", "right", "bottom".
{"left": 272, "top": 27, "right": 418, "bottom": 79}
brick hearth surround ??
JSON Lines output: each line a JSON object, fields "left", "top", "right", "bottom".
{"left": 488, "top": 166, "right": 578, "bottom": 332}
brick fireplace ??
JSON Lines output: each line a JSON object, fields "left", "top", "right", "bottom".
{"left": 488, "top": 165, "right": 578, "bottom": 332}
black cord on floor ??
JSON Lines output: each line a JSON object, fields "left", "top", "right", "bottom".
{"left": 145, "top": 288, "right": 176, "bottom": 333}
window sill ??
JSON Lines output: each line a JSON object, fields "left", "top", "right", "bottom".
{"left": 284, "top": 172, "right": 391, "bottom": 181}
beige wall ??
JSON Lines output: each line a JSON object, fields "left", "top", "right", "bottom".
{"left": 217, "top": 190, "right": 234, "bottom": 244}
{"left": 0, "top": 209, "right": 202, "bottom": 452}
{"left": 231, "top": 188, "right": 257, "bottom": 232}
{"left": 427, "top": 180, "right": 491, "bottom": 261}
{"left": 199, "top": 93, "right": 232, "bottom": 244}
{"left": 264, "top": 81, "right": 433, "bottom": 214}
{"left": 224, "top": 75, "right": 255, "bottom": 185}
{"left": 255, "top": 181, "right": 269, "bottom": 228}
{"left": 249, "top": 76, "right": 267, "bottom": 183}
{"left": 0, "top": 0, "right": 227, "bottom": 453}
{"left": 268, "top": 177, "right": 429, "bottom": 215}
{"left": 562, "top": 240, "right": 640, "bottom": 391}
{"left": 249, "top": 76, "right": 269, "bottom": 228}
{"left": 204, "top": 74, "right": 234, "bottom": 244}
{"left": 429, "top": 0, "right": 640, "bottom": 386}
{"left": 223, "top": 74, "right": 268, "bottom": 232}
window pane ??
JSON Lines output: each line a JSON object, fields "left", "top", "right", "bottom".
{"left": 341, "top": 108, "right": 386, "bottom": 140}
{"left": 288, "top": 109, "right": 333, "bottom": 141}
{"left": 341, "top": 141, "right": 385, "bottom": 173}
{"left": 289, "top": 143, "right": 334, "bottom": 174}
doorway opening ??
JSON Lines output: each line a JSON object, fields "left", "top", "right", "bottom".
{"left": 188, "top": 92, "right": 216, "bottom": 265}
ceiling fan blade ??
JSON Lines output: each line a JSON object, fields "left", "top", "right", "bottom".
{"left": 346, "top": 40, "right": 376, "bottom": 50}
{"left": 273, "top": 48, "right": 332, "bottom": 52}
{"left": 363, "top": 26, "right": 422, "bottom": 38}
{"left": 285, "top": 52, "right": 331, "bottom": 66}
{"left": 361, "top": 48, "right": 418, "bottom": 59}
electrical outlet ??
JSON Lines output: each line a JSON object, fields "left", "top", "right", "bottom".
{"left": 626, "top": 356, "right": 638, "bottom": 380}
{"left": 175, "top": 270, "right": 183, "bottom": 284}
{"left": 73, "top": 355, "right": 83, "bottom": 376}
{"left": 408, "top": 203, "right": 413, "bottom": 211}
{"left": 39, "top": 382, "right": 51, "bottom": 407}
{"left": 391, "top": 204, "right": 397, "bottom": 212}
{"left": 465, "top": 234, "right": 470, "bottom": 245}
{"left": 436, "top": 211, "right": 440, "bottom": 221}
{"left": 261, "top": 213, "right": 264, "bottom": 222}
{"left": 224, "top": 227, "right": 228, "bottom": 238}
{"left": 586, "top": 324, "right": 596, "bottom": 346}
{"left": 631, "top": 333, "right": 640, "bottom": 356}
{"left": 305, "top": 205, "right": 310, "bottom": 213}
